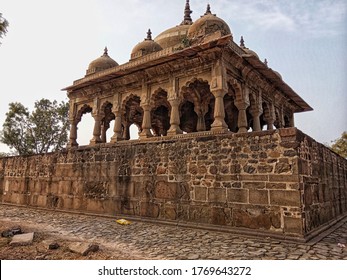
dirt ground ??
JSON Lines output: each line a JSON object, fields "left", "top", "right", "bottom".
{"left": 0, "top": 221, "right": 137, "bottom": 260}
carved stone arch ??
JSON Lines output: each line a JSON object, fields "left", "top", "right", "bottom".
{"left": 121, "top": 93, "right": 143, "bottom": 140}
{"left": 76, "top": 103, "right": 93, "bottom": 123}
{"left": 150, "top": 87, "right": 171, "bottom": 136}
{"left": 179, "top": 78, "right": 215, "bottom": 132}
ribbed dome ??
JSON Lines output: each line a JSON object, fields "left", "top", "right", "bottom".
{"left": 86, "top": 47, "right": 118, "bottom": 76}
{"left": 131, "top": 29, "right": 163, "bottom": 60}
{"left": 154, "top": 0, "right": 193, "bottom": 50}
{"left": 187, "top": 4, "right": 231, "bottom": 44}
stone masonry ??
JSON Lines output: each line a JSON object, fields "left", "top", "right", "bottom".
{"left": 1, "top": 127, "right": 346, "bottom": 241}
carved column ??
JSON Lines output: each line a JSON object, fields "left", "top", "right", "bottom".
{"left": 211, "top": 89, "right": 228, "bottom": 132}
{"left": 235, "top": 101, "right": 249, "bottom": 133}
{"left": 250, "top": 109, "right": 262, "bottom": 131}
{"left": 196, "top": 107, "right": 206, "bottom": 132}
{"left": 100, "top": 122, "right": 107, "bottom": 143}
{"left": 110, "top": 110, "right": 123, "bottom": 142}
{"left": 90, "top": 114, "right": 103, "bottom": 145}
{"left": 167, "top": 98, "right": 182, "bottom": 136}
{"left": 67, "top": 119, "right": 78, "bottom": 147}
{"left": 139, "top": 104, "right": 153, "bottom": 139}
{"left": 249, "top": 96, "right": 263, "bottom": 132}
{"left": 265, "top": 103, "right": 275, "bottom": 130}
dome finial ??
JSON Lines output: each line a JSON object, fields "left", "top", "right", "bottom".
{"left": 103, "top": 47, "right": 108, "bottom": 56}
{"left": 181, "top": 0, "right": 193, "bottom": 25}
{"left": 146, "top": 29, "right": 152, "bottom": 40}
{"left": 205, "top": 3, "right": 212, "bottom": 15}
{"left": 240, "top": 36, "right": 245, "bottom": 48}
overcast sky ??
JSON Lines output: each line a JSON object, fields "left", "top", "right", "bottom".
{"left": 0, "top": 0, "right": 346, "bottom": 152}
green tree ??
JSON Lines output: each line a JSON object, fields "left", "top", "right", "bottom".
{"left": 0, "top": 13, "right": 9, "bottom": 44}
{"left": 330, "top": 131, "right": 347, "bottom": 159}
{"left": 0, "top": 99, "right": 69, "bottom": 155}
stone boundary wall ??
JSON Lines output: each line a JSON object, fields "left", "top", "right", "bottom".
{"left": 1, "top": 128, "right": 346, "bottom": 240}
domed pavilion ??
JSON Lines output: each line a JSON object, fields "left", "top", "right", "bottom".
{"left": 64, "top": 0, "right": 312, "bottom": 147}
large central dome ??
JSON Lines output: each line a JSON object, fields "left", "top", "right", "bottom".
{"left": 154, "top": 0, "right": 193, "bottom": 50}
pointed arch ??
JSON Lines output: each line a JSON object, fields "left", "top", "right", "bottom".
{"left": 121, "top": 94, "right": 143, "bottom": 140}
{"left": 179, "top": 78, "right": 214, "bottom": 132}
{"left": 150, "top": 88, "right": 171, "bottom": 136}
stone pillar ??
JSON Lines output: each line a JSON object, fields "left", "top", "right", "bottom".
{"left": 211, "top": 89, "right": 228, "bottom": 132}
{"left": 67, "top": 119, "right": 78, "bottom": 147}
{"left": 250, "top": 109, "right": 262, "bottom": 131}
{"left": 139, "top": 104, "right": 153, "bottom": 139}
{"left": 196, "top": 108, "right": 206, "bottom": 132}
{"left": 265, "top": 103, "right": 275, "bottom": 130}
{"left": 235, "top": 101, "right": 249, "bottom": 133}
{"left": 167, "top": 98, "right": 182, "bottom": 136}
{"left": 123, "top": 124, "right": 130, "bottom": 140}
{"left": 110, "top": 111, "right": 123, "bottom": 142}
{"left": 90, "top": 114, "right": 103, "bottom": 145}
{"left": 100, "top": 122, "right": 107, "bottom": 143}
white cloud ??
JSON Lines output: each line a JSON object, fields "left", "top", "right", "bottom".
{"left": 216, "top": 0, "right": 347, "bottom": 37}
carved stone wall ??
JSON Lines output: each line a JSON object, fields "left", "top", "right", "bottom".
{"left": 1, "top": 128, "right": 346, "bottom": 240}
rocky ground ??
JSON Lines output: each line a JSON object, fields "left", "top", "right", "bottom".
{"left": 0, "top": 204, "right": 346, "bottom": 260}
{"left": 0, "top": 221, "right": 135, "bottom": 260}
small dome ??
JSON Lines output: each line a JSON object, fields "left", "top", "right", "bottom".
{"left": 187, "top": 4, "right": 232, "bottom": 43}
{"left": 154, "top": 0, "right": 193, "bottom": 49}
{"left": 273, "top": 70, "right": 282, "bottom": 79}
{"left": 130, "top": 29, "right": 163, "bottom": 60}
{"left": 86, "top": 47, "right": 118, "bottom": 76}
{"left": 240, "top": 36, "right": 259, "bottom": 59}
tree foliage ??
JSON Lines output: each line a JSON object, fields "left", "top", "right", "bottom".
{"left": 330, "top": 131, "right": 347, "bottom": 159}
{"left": 0, "top": 13, "right": 9, "bottom": 44}
{"left": 0, "top": 99, "right": 69, "bottom": 155}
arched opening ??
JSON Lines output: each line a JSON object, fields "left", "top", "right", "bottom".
{"left": 76, "top": 105, "right": 93, "bottom": 146}
{"left": 122, "top": 95, "right": 143, "bottom": 140}
{"left": 100, "top": 102, "right": 115, "bottom": 143}
{"left": 180, "top": 101, "right": 198, "bottom": 133}
{"left": 179, "top": 79, "right": 214, "bottom": 133}
{"left": 151, "top": 89, "right": 171, "bottom": 136}
{"left": 129, "top": 123, "right": 140, "bottom": 139}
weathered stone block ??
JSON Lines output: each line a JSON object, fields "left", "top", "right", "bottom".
{"left": 249, "top": 190, "right": 269, "bottom": 205}
{"left": 243, "top": 182, "right": 266, "bottom": 189}
{"left": 270, "top": 190, "right": 301, "bottom": 206}
{"left": 140, "top": 202, "right": 160, "bottom": 218}
{"left": 155, "top": 181, "right": 177, "bottom": 200}
{"left": 265, "top": 182, "right": 286, "bottom": 189}
{"left": 284, "top": 216, "right": 303, "bottom": 234}
{"left": 275, "top": 162, "right": 291, "bottom": 174}
{"left": 194, "top": 187, "right": 207, "bottom": 201}
{"left": 227, "top": 188, "right": 248, "bottom": 203}
{"left": 268, "top": 174, "right": 299, "bottom": 182}
{"left": 211, "top": 207, "right": 229, "bottom": 225}
{"left": 208, "top": 188, "right": 226, "bottom": 202}
{"left": 232, "top": 208, "right": 280, "bottom": 230}
{"left": 257, "top": 164, "right": 273, "bottom": 173}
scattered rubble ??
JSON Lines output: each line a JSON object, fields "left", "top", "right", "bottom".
{"left": 68, "top": 242, "right": 100, "bottom": 256}
{"left": 9, "top": 232, "right": 34, "bottom": 246}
